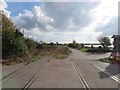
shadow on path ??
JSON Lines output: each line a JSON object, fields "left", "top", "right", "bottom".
{"left": 99, "top": 63, "right": 120, "bottom": 79}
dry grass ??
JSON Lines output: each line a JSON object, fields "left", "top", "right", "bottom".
{"left": 2, "top": 45, "right": 71, "bottom": 65}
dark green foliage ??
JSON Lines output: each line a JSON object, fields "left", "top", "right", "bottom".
{"left": 99, "top": 57, "right": 112, "bottom": 63}
{"left": 56, "top": 42, "right": 58, "bottom": 45}
{"left": 50, "top": 42, "right": 54, "bottom": 46}
{"left": 98, "top": 36, "right": 111, "bottom": 48}
{"left": 68, "top": 40, "right": 83, "bottom": 49}
{"left": 13, "top": 37, "right": 27, "bottom": 54}
{"left": 2, "top": 14, "right": 15, "bottom": 32}
{"left": 98, "top": 46, "right": 102, "bottom": 49}
{"left": 25, "top": 38, "right": 36, "bottom": 50}
{"left": 2, "top": 29, "right": 27, "bottom": 57}
{"left": 87, "top": 47, "right": 111, "bottom": 53}
{"left": 68, "top": 43, "right": 73, "bottom": 48}
{"left": 2, "top": 29, "right": 15, "bottom": 57}
{"left": 36, "top": 44, "right": 43, "bottom": 49}
{"left": 2, "top": 14, "right": 27, "bottom": 57}
{"left": 80, "top": 48, "right": 88, "bottom": 52}
{"left": 2, "top": 14, "right": 37, "bottom": 59}
{"left": 2, "top": 22, "right": 27, "bottom": 58}
{"left": 36, "top": 41, "right": 48, "bottom": 49}
{"left": 81, "top": 43, "right": 84, "bottom": 48}
{"left": 15, "top": 29, "right": 23, "bottom": 37}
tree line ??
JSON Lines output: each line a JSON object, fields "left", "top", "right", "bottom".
{"left": 2, "top": 14, "right": 41, "bottom": 59}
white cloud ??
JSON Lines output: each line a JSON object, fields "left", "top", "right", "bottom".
{"left": 80, "top": 0, "right": 118, "bottom": 40}
{"left": 33, "top": 6, "right": 53, "bottom": 24}
{"left": 90, "top": 0, "right": 118, "bottom": 25}
{"left": 11, "top": 1, "right": 118, "bottom": 43}
{"left": 0, "top": 0, "right": 11, "bottom": 17}
{"left": 13, "top": 6, "right": 53, "bottom": 31}
{"left": 0, "top": 0, "right": 7, "bottom": 10}
{"left": 82, "top": 10, "right": 85, "bottom": 14}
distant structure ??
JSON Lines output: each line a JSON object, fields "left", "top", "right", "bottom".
{"left": 111, "top": 35, "right": 120, "bottom": 52}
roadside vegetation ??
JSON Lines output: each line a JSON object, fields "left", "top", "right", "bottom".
{"left": 99, "top": 57, "right": 112, "bottom": 63}
{"left": 87, "top": 46, "right": 111, "bottom": 53}
{"left": 80, "top": 48, "right": 88, "bottom": 52}
{"left": 68, "top": 39, "right": 111, "bottom": 53}
{"left": 88, "top": 36, "right": 111, "bottom": 53}
{"left": 56, "top": 55, "right": 68, "bottom": 59}
{"left": 80, "top": 47, "right": 111, "bottom": 53}
{"left": 2, "top": 14, "right": 71, "bottom": 65}
{"left": 68, "top": 40, "right": 84, "bottom": 50}
{"left": 25, "top": 54, "right": 42, "bottom": 65}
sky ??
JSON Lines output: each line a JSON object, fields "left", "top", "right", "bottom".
{"left": 0, "top": 0, "right": 119, "bottom": 43}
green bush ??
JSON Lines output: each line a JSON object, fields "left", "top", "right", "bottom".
{"left": 87, "top": 47, "right": 111, "bottom": 53}
{"left": 2, "top": 29, "right": 27, "bottom": 57}
{"left": 80, "top": 48, "right": 88, "bottom": 52}
{"left": 56, "top": 55, "right": 68, "bottom": 59}
{"left": 2, "top": 30, "right": 15, "bottom": 57}
{"left": 25, "top": 38, "right": 36, "bottom": 50}
{"left": 13, "top": 37, "right": 27, "bottom": 54}
{"left": 2, "top": 14, "right": 26, "bottom": 57}
{"left": 2, "top": 14, "right": 36, "bottom": 58}
{"left": 99, "top": 57, "right": 112, "bottom": 63}
{"left": 68, "top": 43, "right": 83, "bottom": 49}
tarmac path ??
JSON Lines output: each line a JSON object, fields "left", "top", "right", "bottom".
{"left": 2, "top": 48, "right": 119, "bottom": 89}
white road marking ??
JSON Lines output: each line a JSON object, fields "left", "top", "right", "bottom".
{"left": 90, "top": 62, "right": 120, "bottom": 84}
{"left": 70, "top": 61, "right": 90, "bottom": 90}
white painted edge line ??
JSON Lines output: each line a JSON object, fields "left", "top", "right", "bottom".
{"left": 91, "top": 62, "right": 120, "bottom": 84}
{"left": 70, "top": 61, "right": 90, "bottom": 90}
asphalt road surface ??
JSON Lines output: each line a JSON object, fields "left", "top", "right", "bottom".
{"left": 2, "top": 48, "right": 119, "bottom": 89}
{"left": 68, "top": 49, "right": 119, "bottom": 88}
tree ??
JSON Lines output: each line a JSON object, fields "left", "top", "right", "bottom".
{"left": 73, "top": 40, "right": 76, "bottom": 45}
{"left": 25, "top": 38, "right": 36, "bottom": 50}
{"left": 39, "top": 41, "right": 44, "bottom": 44}
{"left": 72, "top": 40, "right": 76, "bottom": 48}
{"left": 56, "top": 42, "right": 59, "bottom": 45}
{"left": 2, "top": 14, "right": 27, "bottom": 58}
{"left": 98, "top": 36, "right": 111, "bottom": 48}
{"left": 2, "top": 28, "right": 27, "bottom": 57}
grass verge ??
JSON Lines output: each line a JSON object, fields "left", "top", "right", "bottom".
{"left": 56, "top": 55, "right": 68, "bottom": 59}
{"left": 80, "top": 48, "right": 88, "bottom": 52}
{"left": 26, "top": 54, "right": 42, "bottom": 64}
{"left": 99, "top": 57, "right": 112, "bottom": 63}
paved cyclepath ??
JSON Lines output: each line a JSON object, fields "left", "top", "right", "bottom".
{"left": 2, "top": 48, "right": 119, "bottom": 88}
